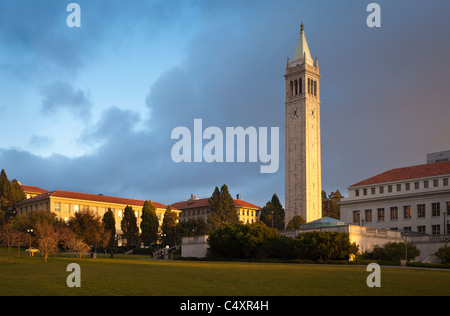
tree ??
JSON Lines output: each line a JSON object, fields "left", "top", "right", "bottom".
{"left": 286, "top": 215, "right": 306, "bottom": 229}
{"left": 66, "top": 238, "right": 91, "bottom": 259}
{"left": 140, "top": 201, "right": 160, "bottom": 247}
{"left": 180, "top": 218, "right": 209, "bottom": 237}
{"left": 0, "top": 170, "right": 25, "bottom": 221}
{"left": 102, "top": 208, "right": 116, "bottom": 249}
{"left": 162, "top": 205, "right": 179, "bottom": 247}
{"left": 208, "top": 221, "right": 281, "bottom": 259}
{"left": 260, "top": 194, "right": 285, "bottom": 230}
{"left": 322, "top": 190, "right": 342, "bottom": 219}
{"left": 294, "top": 231, "right": 359, "bottom": 260}
{"left": 68, "top": 209, "right": 109, "bottom": 250}
{"left": 121, "top": 205, "right": 139, "bottom": 249}
{"left": 208, "top": 184, "right": 239, "bottom": 231}
{"left": 0, "top": 222, "right": 16, "bottom": 263}
{"left": 436, "top": 244, "right": 450, "bottom": 264}
{"left": 35, "top": 219, "right": 72, "bottom": 263}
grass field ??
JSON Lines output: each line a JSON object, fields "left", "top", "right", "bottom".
{"left": 1, "top": 250, "right": 449, "bottom": 296}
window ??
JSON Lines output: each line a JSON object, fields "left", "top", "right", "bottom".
{"left": 92, "top": 206, "right": 98, "bottom": 215}
{"left": 417, "top": 204, "right": 426, "bottom": 218}
{"left": 55, "top": 202, "right": 61, "bottom": 213}
{"left": 417, "top": 226, "right": 426, "bottom": 233}
{"left": 433, "top": 179, "right": 439, "bottom": 187}
{"left": 118, "top": 210, "right": 123, "bottom": 218}
{"left": 294, "top": 80, "right": 298, "bottom": 95}
{"left": 414, "top": 182, "right": 420, "bottom": 189}
{"left": 314, "top": 81, "right": 317, "bottom": 96}
{"left": 74, "top": 204, "right": 79, "bottom": 214}
{"left": 377, "top": 208, "right": 385, "bottom": 221}
{"left": 290, "top": 81, "right": 294, "bottom": 96}
{"left": 432, "top": 203, "right": 440, "bottom": 217}
{"left": 365, "top": 209, "right": 372, "bottom": 222}
{"left": 308, "top": 78, "right": 311, "bottom": 93}
{"left": 65, "top": 204, "right": 70, "bottom": 213}
{"left": 405, "top": 183, "right": 410, "bottom": 191}
{"left": 388, "top": 185, "right": 393, "bottom": 193}
{"left": 363, "top": 188, "right": 367, "bottom": 196}
{"left": 390, "top": 207, "right": 398, "bottom": 220}
{"left": 397, "top": 184, "right": 402, "bottom": 192}
{"left": 403, "top": 227, "right": 412, "bottom": 232}
{"left": 299, "top": 78, "right": 302, "bottom": 94}
{"left": 379, "top": 186, "right": 384, "bottom": 194}
{"left": 432, "top": 225, "right": 441, "bottom": 235}
{"left": 355, "top": 189, "right": 359, "bottom": 197}
{"left": 444, "top": 178, "right": 449, "bottom": 186}
{"left": 353, "top": 211, "right": 361, "bottom": 224}
{"left": 424, "top": 180, "right": 429, "bottom": 188}
{"left": 403, "top": 205, "right": 411, "bottom": 219}
{"left": 371, "top": 187, "right": 376, "bottom": 195}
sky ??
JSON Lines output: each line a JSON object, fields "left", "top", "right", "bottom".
{"left": 0, "top": 0, "right": 449, "bottom": 209}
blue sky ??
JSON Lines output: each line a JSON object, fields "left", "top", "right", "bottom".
{"left": 1, "top": 0, "right": 450, "bottom": 208}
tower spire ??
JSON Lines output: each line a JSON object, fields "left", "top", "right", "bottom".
{"left": 292, "top": 23, "right": 313, "bottom": 67}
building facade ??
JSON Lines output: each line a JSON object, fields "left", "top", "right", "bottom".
{"left": 340, "top": 161, "right": 450, "bottom": 236}
{"left": 16, "top": 189, "right": 179, "bottom": 233}
{"left": 172, "top": 194, "right": 260, "bottom": 224}
{"left": 285, "top": 23, "right": 322, "bottom": 225}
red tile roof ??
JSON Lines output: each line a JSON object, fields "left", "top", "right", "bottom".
{"left": 349, "top": 161, "right": 450, "bottom": 187}
{"left": 21, "top": 185, "right": 49, "bottom": 194}
{"left": 171, "top": 197, "right": 260, "bottom": 210}
{"left": 16, "top": 190, "right": 175, "bottom": 210}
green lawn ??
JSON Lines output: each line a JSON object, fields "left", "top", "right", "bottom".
{"left": 0, "top": 250, "right": 449, "bottom": 296}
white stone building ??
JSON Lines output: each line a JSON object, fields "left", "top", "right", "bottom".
{"left": 340, "top": 161, "right": 450, "bottom": 236}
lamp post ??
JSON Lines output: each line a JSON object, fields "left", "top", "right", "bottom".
{"left": 27, "top": 229, "right": 33, "bottom": 256}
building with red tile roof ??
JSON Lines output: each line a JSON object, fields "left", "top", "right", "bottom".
{"left": 16, "top": 189, "right": 178, "bottom": 234}
{"left": 340, "top": 161, "right": 450, "bottom": 236}
{"left": 172, "top": 194, "right": 260, "bottom": 224}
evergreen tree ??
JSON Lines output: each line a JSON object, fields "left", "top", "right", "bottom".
{"left": 121, "top": 205, "right": 139, "bottom": 249}
{"left": 102, "top": 208, "right": 116, "bottom": 249}
{"left": 140, "top": 200, "right": 159, "bottom": 247}
{"left": 322, "top": 190, "right": 342, "bottom": 219}
{"left": 68, "top": 209, "right": 109, "bottom": 248}
{"left": 260, "top": 194, "right": 285, "bottom": 230}
{"left": 0, "top": 170, "right": 26, "bottom": 221}
{"left": 286, "top": 215, "right": 306, "bottom": 230}
{"left": 208, "top": 184, "right": 238, "bottom": 231}
{"left": 162, "top": 205, "right": 179, "bottom": 247}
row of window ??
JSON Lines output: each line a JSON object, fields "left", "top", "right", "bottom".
{"left": 354, "top": 177, "right": 449, "bottom": 197}
{"left": 289, "top": 77, "right": 318, "bottom": 97}
{"left": 352, "top": 201, "right": 450, "bottom": 224}
{"left": 20, "top": 202, "right": 164, "bottom": 222}
{"left": 391, "top": 225, "right": 448, "bottom": 235}
{"left": 181, "top": 208, "right": 259, "bottom": 217}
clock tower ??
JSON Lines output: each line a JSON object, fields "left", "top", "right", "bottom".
{"left": 285, "top": 23, "right": 322, "bottom": 225}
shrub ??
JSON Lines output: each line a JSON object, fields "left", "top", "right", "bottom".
{"left": 436, "top": 244, "right": 450, "bottom": 264}
{"left": 365, "top": 242, "right": 420, "bottom": 262}
{"left": 294, "top": 231, "right": 359, "bottom": 260}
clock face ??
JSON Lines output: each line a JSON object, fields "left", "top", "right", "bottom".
{"left": 290, "top": 106, "right": 300, "bottom": 120}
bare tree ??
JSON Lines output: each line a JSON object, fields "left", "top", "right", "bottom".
{"left": 35, "top": 220, "right": 71, "bottom": 263}
{"left": 66, "top": 238, "right": 91, "bottom": 259}
{"left": 0, "top": 222, "right": 15, "bottom": 263}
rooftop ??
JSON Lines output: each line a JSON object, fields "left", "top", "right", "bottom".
{"left": 349, "top": 161, "right": 450, "bottom": 188}
{"left": 16, "top": 190, "right": 174, "bottom": 210}
{"left": 171, "top": 197, "right": 260, "bottom": 211}
{"left": 300, "top": 217, "right": 346, "bottom": 229}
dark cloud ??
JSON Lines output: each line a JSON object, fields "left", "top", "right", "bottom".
{"left": 1, "top": 0, "right": 450, "bottom": 209}
{"left": 40, "top": 80, "right": 92, "bottom": 120}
